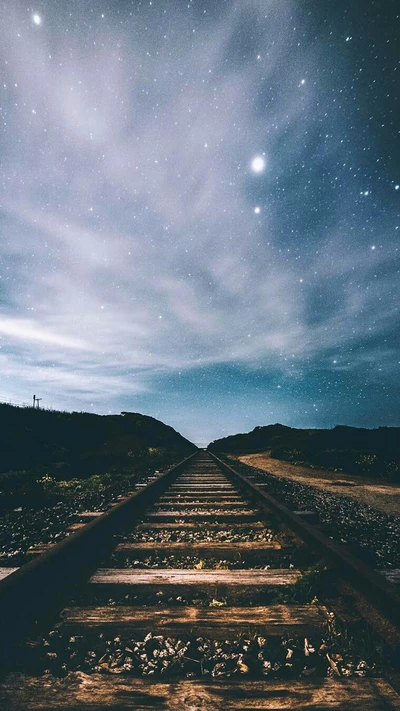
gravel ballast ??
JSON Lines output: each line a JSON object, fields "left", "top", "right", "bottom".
{"left": 229, "top": 458, "right": 400, "bottom": 569}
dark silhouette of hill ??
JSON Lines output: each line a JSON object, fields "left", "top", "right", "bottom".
{"left": 0, "top": 404, "right": 196, "bottom": 479}
{"left": 209, "top": 424, "right": 300, "bottom": 453}
{"left": 208, "top": 424, "right": 400, "bottom": 481}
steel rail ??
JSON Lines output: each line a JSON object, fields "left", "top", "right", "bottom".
{"left": 209, "top": 451, "right": 400, "bottom": 638}
{"left": 0, "top": 450, "right": 198, "bottom": 663}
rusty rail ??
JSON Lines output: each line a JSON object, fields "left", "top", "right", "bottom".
{"left": 2, "top": 447, "right": 400, "bottom": 669}
{"left": 209, "top": 452, "right": 400, "bottom": 635}
{"left": 0, "top": 451, "right": 197, "bottom": 661}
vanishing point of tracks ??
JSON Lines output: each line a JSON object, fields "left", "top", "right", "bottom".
{"left": 0, "top": 450, "right": 400, "bottom": 709}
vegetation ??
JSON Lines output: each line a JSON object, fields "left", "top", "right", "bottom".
{"left": 0, "top": 404, "right": 196, "bottom": 503}
{"left": 209, "top": 423, "right": 400, "bottom": 481}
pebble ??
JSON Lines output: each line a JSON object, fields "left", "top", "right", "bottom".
{"left": 35, "top": 628, "right": 378, "bottom": 680}
{"left": 233, "top": 460, "right": 400, "bottom": 569}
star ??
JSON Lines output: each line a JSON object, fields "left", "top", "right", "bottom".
{"left": 0, "top": 0, "right": 397, "bottom": 444}
{"left": 251, "top": 156, "right": 265, "bottom": 173}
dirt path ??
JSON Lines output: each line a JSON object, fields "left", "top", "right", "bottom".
{"left": 237, "top": 452, "right": 400, "bottom": 517}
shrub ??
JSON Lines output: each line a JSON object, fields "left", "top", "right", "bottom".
{"left": 0, "top": 470, "right": 41, "bottom": 497}
{"left": 385, "top": 461, "right": 400, "bottom": 482}
{"left": 356, "top": 453, "right": 380, "bottom": 476}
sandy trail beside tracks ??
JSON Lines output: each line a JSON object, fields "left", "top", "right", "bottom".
{"left": 237, "top": 452, "right": 400, "bottom": 516}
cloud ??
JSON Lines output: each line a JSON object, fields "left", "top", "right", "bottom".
{"left": 0, "top": 0, "right": 397, "bottom": 428}
{"left": 0, "top": 317, "right": 88, "bottom": 349}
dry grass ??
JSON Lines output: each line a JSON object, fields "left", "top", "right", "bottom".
{"left": 237, "top": 452, "right": 400, "bottom": 517}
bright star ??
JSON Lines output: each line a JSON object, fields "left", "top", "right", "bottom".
{"left": 395, "top": 185, "right": 399, "bottom": 190}
{"left": 254, "top": 206, "right": 261, "bottom": 214}
{"left": 32, "top": 13, "right": 41, "bottom": 25}
{"left": 251, "top": 156, "right": 265, "bottom": 173}
{"left": 300, "top": 79, "right": 306, "bottom": 85}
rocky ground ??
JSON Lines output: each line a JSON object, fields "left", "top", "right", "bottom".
{"left": 151, "top": 506, "right": 257, "bottom": 516}
{"left": 32, "top": 620, "right": 380, "bottom": 680}
{"left": 238, "top": 453, "right": 400, "bottom": 516}
{"left": 126, "top": 526, "right": 275, "bottom": 543}
{"left": 1, "top": 456, "right": 393, "bottom": 683}
{"left": 0, "top": 470, "right": 161, "bottom": 566}
{"left": 107, "top": 553, "right": 298, "bottom": 570}
{"left": 230, "top": 457, "right": 400, "bottom": 570}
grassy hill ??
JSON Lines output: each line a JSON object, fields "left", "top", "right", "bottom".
{"left": 0, "top": 404, "right": 196, "bottom": 501}
{"left": 208, "top": 423, "right": 400, "bottom": 481}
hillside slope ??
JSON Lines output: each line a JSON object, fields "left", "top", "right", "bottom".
{"left": 209, "top": 423, "right": 400, "bottom": 480}
{"left": 209, "top": 424, "right": 301, "bottom": 453}
{"left": 0, "top": 404, "right": 196, "bottom": 478}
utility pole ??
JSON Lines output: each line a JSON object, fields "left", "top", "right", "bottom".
{"left": 33, "top": 394, "right": 36, "bottom": 408}
{"left": 36, "top": 398, "right": 42, "bottom": 409}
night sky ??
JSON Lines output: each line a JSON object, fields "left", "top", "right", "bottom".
{"left": 0, "top": 1, "right": 398, "bottom": 446}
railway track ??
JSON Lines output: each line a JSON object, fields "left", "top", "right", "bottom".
{"left": 0, "top": 449, "right": 400, "bottom": 709}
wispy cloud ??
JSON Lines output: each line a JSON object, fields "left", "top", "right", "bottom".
{"left": 0, "top": 1, "right": 397, "bottom": 433}
{"left": 0, "top": 317, "right": 88, "bottom": 349}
